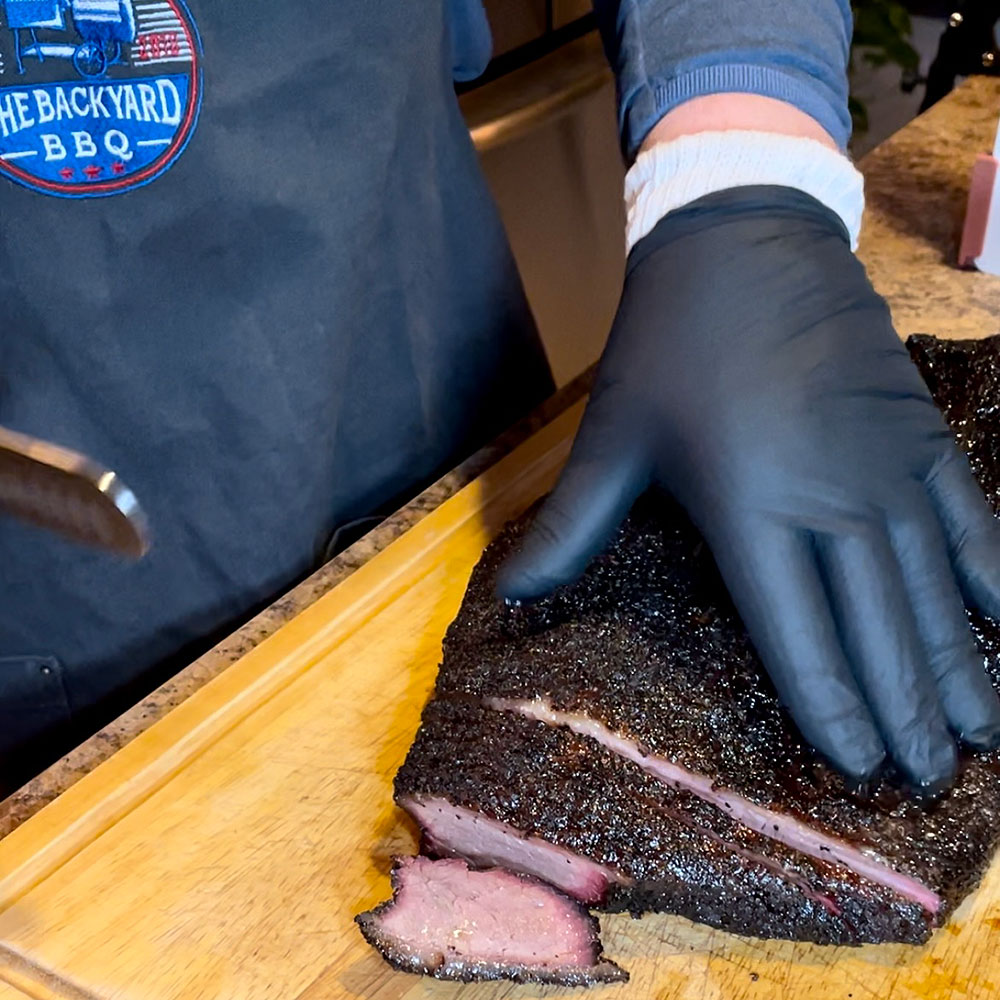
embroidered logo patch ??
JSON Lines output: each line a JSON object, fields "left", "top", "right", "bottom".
{"left": 0, "top": 0, "right": 202, "bottom": 197}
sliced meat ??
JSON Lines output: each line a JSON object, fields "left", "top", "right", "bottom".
{"left": 355, "top": 856, "right": 627, "bottom": 986}
{"left": 433, "top": 465, "right": 1000, "bottom": 921}
{"left": 396, "top": 699, "right": 930, "bottom": 945}
{"left": 404, "top": 797, "right": 626, "bottom": 904}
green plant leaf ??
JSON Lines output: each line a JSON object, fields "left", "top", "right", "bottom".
{"left": 849, "top": 0, "right": 920, "bottom": 130}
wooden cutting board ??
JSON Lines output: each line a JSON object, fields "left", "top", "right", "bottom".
{"left": 1, "top": 399, "right": 999, "bottom": 1000}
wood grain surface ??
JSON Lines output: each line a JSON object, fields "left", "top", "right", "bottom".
{"left": 0, "top": 979, "right": 38, "bottom": 1000}
{"left": 3, "top": 392, "right": 1000, "bottom": 999}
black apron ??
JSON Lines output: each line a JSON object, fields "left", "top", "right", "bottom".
{"left": 0, "top": 0, "right": 552, "bottom": 786}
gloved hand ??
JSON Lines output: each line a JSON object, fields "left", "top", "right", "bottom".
{"left": 497, "top": 185, "right": 1000, "bottom": 794}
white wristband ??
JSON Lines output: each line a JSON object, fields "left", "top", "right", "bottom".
{"left": 624, "top": 131, "right": 865, "bottom": 254}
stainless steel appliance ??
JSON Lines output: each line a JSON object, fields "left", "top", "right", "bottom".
{"left": 460, "top": 21, "right": 625, "bottom": 386}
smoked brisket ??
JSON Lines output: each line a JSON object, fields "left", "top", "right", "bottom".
{"left": 396, "top": 699, "right": 929, "bottom": 944}
{"left": 365, "top": 334, "right": 1000, "bottom": 976}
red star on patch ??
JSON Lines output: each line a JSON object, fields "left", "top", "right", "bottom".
{"left": 83, "top": 164, "right": 102, "bottom": 179}
{"left": 59, "top": 167, "right": 74, "bottom": 180}
{"left": 111, "top": 161, "right": 126, "bottom": 175}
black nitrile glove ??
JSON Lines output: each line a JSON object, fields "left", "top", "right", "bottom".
{"left": 497, "top": 186, "right": 1000, "bottom": 794}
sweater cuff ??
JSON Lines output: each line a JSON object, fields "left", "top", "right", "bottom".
{"left": 624, "top": 131, "right": 865, "bottom": 253}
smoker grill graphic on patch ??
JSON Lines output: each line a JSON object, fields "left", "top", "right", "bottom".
{"left": 0, "top": 0, "right": 201, "bottom": 196}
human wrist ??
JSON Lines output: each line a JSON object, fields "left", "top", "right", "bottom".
{"left": 624, "top": 130, "right": 864, "bottom": 255}
{"left": 641, "top": 94, "right": 839, "bottom": 154}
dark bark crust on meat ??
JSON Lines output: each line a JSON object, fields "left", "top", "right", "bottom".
{"left": 367, "top": 333, "right": 1000, "bottom": 972}
{"left": 427, "top": 336, "right": 1000, "bottom": 921}
{"left": 397, "top": 700, "right": 929, "bottom": 945}
{"left": 354, "top": 858, "right": 628, "bottom": 986}
{"left": 355, "top": 912, "right": 628, "bottom": 986}
{"left": 907, "top": 335, "right": 1000, "bottom": 513}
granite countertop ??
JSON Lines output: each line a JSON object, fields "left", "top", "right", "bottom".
{"left": 2, "top": 75, "right": 999, "bottom": 841}
{"left": 859, "top": 76, "right": 1000, "bottom": 340}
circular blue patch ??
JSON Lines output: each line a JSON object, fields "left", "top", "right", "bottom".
{"left": 0, "top": 0, "right": 202, "bottom": 197}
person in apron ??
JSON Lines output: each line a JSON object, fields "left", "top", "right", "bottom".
{"left": 2, "top": 0, "right": 998, "bottom": 800}
{"left": 0, "top": 0, "right": 553, "bottom": 791}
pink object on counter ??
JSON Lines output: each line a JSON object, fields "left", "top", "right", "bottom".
{"left": 959, "top": 153, "right": 998, "bottom": 267}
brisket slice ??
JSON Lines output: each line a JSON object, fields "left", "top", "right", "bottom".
{"left": 428, "top": 334, "right": 1000, "bottom": 926}
{"left": 355, "top": 856, "right": 627, "bottom": 986}
{"left": 396, "top": 700, "right": 929, "bottom": 945}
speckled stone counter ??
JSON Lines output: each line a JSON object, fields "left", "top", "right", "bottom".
{"left": 859, "top": 76, "right": 1000, "bottom": 340}
{"left": 2, "top": 75, "right": 999, "bottom": 840}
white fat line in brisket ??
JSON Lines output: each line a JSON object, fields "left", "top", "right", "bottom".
{"left": 486, "top": 695, "right": 941, "bottom": 915}
{"left": 395, "top": 698, "right": 930, "bottom": 946}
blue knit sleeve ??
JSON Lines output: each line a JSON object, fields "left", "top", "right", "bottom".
{"left": 592, "top": 0, "right": 853, "bottom": 159}
{"left": 448, "top": 0, "right": 493, "bottom": 82}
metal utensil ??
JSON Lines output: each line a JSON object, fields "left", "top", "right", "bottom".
{"left": 0, "top": 424, "right": 149, "bottom": 558}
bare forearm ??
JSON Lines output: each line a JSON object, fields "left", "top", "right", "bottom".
{"left": 641, "top": 93, "right": 839, "bottom": 153}
{"left": 593, "top": 0, "right": 852, "bottom": 159}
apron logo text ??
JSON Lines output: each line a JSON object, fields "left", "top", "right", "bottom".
{"left": 0, "top": 0, "right": 201, "bottom": 197}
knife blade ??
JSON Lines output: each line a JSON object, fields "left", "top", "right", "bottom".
{"left": 0, "top": 424, "right": 149, "bottom": 558}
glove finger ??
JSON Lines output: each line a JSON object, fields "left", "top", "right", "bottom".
{"left": 927, "top": 447, "right": 1000, "bottom": 619}
{"left": 496, "top": 387, "right": 649, "bottom": 602}
{"left": 707, "top": 519, "right": 886, "bottom": 782}
{"left": 889, "top": 495, "right": 1000, "bottom": 750}
{"left": 818, "top": 525, "right": 957, "bottom": 794}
